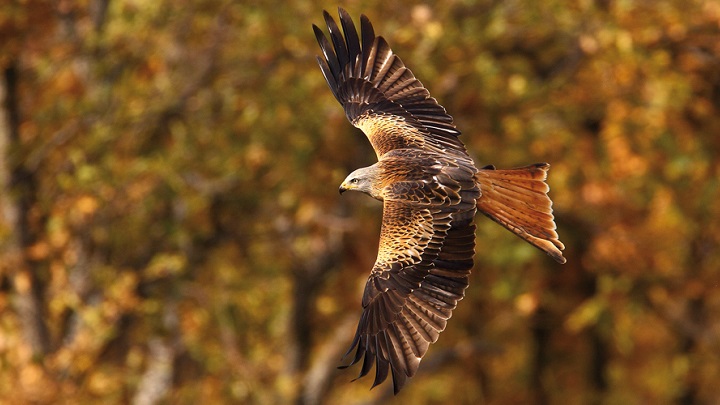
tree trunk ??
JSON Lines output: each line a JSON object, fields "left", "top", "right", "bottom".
{"left": 1, "top": 62, "right": 50, "bottom": 357}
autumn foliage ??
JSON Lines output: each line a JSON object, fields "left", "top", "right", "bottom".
{"left": 1, "top": 1, "right": 719, "bottom": 404}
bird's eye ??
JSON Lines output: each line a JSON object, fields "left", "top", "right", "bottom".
{"left": 351, "top": 178, "right": 359, "bottom": 184}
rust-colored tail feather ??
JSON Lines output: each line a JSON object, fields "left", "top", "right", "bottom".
{"left": 475, "top": 163, "right": 566, "bottom": 264}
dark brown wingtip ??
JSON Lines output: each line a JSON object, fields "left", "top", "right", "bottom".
{"left": 338, "top": 8, "right": 361, "bottom": 64}
{"left": 323, "top": 9, "right": 349, "bottom": 69}
{"left": 389, "top": 365, "right": 408, "bottom": 395}
{"left": 360, "top": 14, "right": 375, "bottom": 39}
{"left": 322, "top": 9, "right": 332, "bottom": 21}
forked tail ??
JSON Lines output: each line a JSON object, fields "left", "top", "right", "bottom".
{"left": 475, "top": 163, "right": 566, "bottom": 264}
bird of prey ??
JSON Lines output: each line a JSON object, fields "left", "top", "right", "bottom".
{"left": 313, "top": 8, "right": 566, "bottom": 394}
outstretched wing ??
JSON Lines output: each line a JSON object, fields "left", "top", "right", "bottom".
{"left": 341, "top": 174, "right": 479, "bottom": 394}
{"left": 313, "top": 8, "right": 469, "bottom": 159}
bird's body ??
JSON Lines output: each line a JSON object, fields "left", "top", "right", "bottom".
{"left": 313, "top": 8, "right": 566, "bottom": 394}
{"left": 342, "top": 148, "right": 478, "bottom": 201}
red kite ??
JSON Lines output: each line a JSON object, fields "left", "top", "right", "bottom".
{"left": 313, "top": 8, "right": 566, "bottom": 394}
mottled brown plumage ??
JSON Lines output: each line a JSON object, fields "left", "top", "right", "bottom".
{"left": 314, "top": 8, "right": 566, "bottom": 394}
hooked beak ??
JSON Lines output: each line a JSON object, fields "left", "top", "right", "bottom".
{"left": 339, "top": 181, "right": 354, "bottom": 195}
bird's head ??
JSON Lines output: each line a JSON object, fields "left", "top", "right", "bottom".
{"left": 339, "top": 166, "right": 379, "bottom": 198}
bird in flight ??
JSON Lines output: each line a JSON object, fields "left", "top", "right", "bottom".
{"left": 313, "top": 8, "right": 566, "bottom": 395}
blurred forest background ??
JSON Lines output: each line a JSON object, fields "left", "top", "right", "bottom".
{"left": 1, "top": 0, "right": 719, "bottom": 404}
